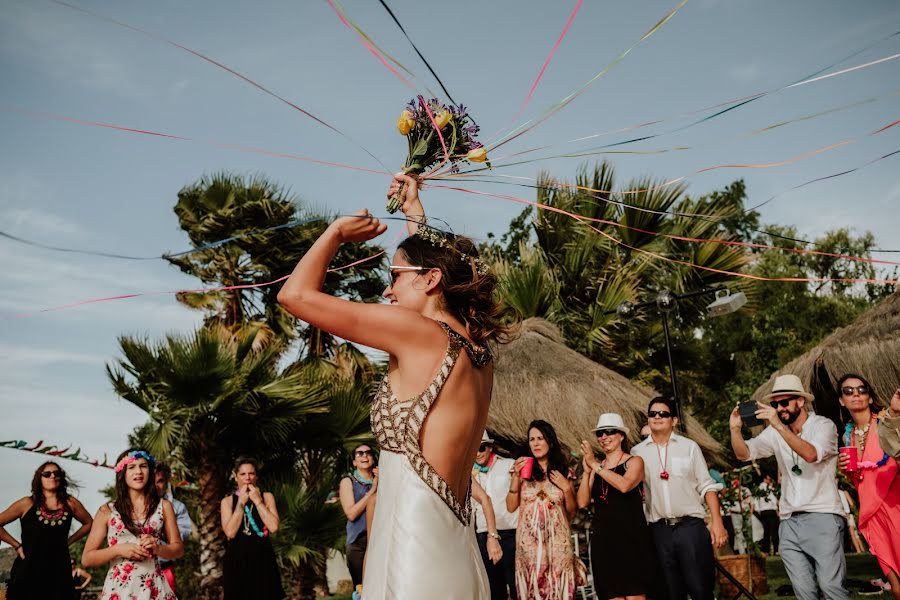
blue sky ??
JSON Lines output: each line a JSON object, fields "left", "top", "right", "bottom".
{"left": 2, "top": 0, "right": 899, "bottom": 533}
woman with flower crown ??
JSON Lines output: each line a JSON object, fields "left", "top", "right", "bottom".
{"left": 220, "top": 456, "right": 284, "bottom": 599}
{"left": 82, "top": 449, "right": 182, "bottom": 600}
{"left": 0, "top": 462, "right": 92, "bottom": 599}
{"left": 837, "top": 374, "right": 900, "bottom": 600}
{"left": 278, "top": 174, "right": 511, "bottom": 599}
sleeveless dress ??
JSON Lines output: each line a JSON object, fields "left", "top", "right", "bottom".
{"left": 365, "top": 321, "right": 492, "bottom": 599}
{"left": 101, "top": 502, "right": 175, "bottom": 600}
{"left": 851, "top": 418, "right": 900, "bottom": 578}
{"left": 223, "top": 495, "right": 285, "bottom": 599}
{"left": 345, "top": 474, "right": 371, "bottom": 588}
{"left": 7, "top": 503, "right": 74, "bottom": 600}
{"left": 589, "top": 459, "right": 656, "bottom": 599}
{"left": 515, "top": 478, "right": 576, "bottom": 600}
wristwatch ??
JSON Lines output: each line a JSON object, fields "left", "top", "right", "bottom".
{"left": 487, "top": 532, "right": 501, "bottom": 540}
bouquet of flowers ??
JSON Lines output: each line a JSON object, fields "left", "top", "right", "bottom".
{"left": 387, "top": 95, "right": 489, "bottom": 213}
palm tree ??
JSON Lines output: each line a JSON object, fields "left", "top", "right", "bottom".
{"left": 167, "top": 172, "right": 385, "bottom": 344}
{"left": 491, "top": 161, "right": 755, "bottom": 397}
{"left": 107, "top": 325, "right": 331, "bottom": 599}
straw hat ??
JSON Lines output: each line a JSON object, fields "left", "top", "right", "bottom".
{"left": 591, "top": 412, "right": 629, "bottom": 435}
{"left": 763, "top": 374, "right": 815, "bottom": 402}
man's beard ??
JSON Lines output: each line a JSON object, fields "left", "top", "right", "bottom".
{"left": 778, "top": 408, "right": 801, "bottom": 425}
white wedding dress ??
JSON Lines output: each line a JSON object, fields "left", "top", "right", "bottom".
{"left": 364, "top": 322, "right": 490, "bottom": 599}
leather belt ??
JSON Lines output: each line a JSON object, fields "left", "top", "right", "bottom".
{"left": 657, "top": 516, "right": 696, "bottom": 527}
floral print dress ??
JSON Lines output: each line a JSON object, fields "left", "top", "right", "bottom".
{"left": 515, "top": 478, "right": 577, "bottom": 599}
{"left": 101, "top": 502, "right": 176, "bottom": 600}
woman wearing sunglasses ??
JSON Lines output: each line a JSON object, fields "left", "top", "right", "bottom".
{"left": 0, "top": 462, "right": 93, "bottom": 599}
{"left": 577, "top": 414, "right": 655, "bottom": 600}
{"left": 836, "top": 374, "right": 900, "bottom": 599}
{"left": 278, "top": 174, "right": 511, "bottom": 599}
{"left": 339, "top": 444, "right": 378, "bottom": 590}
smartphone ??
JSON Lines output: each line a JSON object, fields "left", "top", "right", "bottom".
{"left": 739, "top": 401, "right": 763, "bottom": 428}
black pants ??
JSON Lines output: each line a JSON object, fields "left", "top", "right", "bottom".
{"left": 346, "top": 532, "right": 367, "bottom": 589}
{"left": 650, "top": 517, "right": 715, "bottom": 600}
{"left": 758, "top": 510, "right": 779, "bottom": 554}
{"left": 477, "top": 529, "right": 518, "bottom": 600}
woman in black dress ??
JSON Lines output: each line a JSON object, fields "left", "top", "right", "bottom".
{"left": 0, "top": 461, "right": 93, "bottom": 600}
{"left": 577, "top": 414, "right": 655, "bottom": 600}
{"left": 220, "top": 456, "right": 284, "bottom": 599}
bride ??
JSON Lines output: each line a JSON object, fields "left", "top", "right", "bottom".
{"left": 278, "top": 174, "right": 509, "bottom": 599}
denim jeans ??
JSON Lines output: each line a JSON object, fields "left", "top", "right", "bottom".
{"left": 779, "top": 513, "right": 850, "bottom": 600}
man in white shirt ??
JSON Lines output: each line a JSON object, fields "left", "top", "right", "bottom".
{"left": 472, "top": 431, "right": 518, "bottom": 600}
{"left": 155, "top": 462, "right": 194, "bottom": 594}
{"left": 632, "top": 397, "right": 727, "bottom": 600}
{"left": 730, "top": 374, "right": 849, "bottom": 600}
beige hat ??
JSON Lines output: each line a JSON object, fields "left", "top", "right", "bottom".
{"left": 764, "top": 374, "right": 814, "bottom": 402}
{"left": 481, "top": 430, "right": 495, "bottom": 444}
{"left": 592, "top": 412, "right": 629, "bottom": 435}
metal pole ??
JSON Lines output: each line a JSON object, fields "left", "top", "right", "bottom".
{"left": 661, "top": 312, "right": 686, "bottom": 433}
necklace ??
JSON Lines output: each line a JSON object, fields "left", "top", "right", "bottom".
{"left": 352, "top": 469, "right": 374, "bottom": 486}
{"left": 791, "top": 429, "right": 803, "bottom": 476}
{"left": 843, "top": 420, "right": 890, "bottom": 474}
{"left": 655, "top": 442, "right": 670, "bottom": 480}
{"left": 38, "top": 505, "right": 68, "bottom": 526}
{"left": 242, "top": 505, "right": 267, "bottom": 538}
{"left": 597, "top": 455, "right": 625, "bottom": 502}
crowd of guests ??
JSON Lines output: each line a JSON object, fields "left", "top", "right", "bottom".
{"left": 1, "top": 371, "right": 898, "bottom": 600}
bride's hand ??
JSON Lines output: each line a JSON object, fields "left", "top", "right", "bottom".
{"left": 328, "top": 209, "right": 387, "bottom": 244}
{"left": 388, "top": 173, "right": 424, "bottom": 233}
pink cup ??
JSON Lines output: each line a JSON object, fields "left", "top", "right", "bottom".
{"left": 840, "top": 446, "right": 858, "bottom": 471}
{"left": 519, "top": 457, "right": 534, "bottom": 480}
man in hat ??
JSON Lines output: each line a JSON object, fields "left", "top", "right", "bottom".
{"left": 730, "top": 374, "right": 849, "bottom": 600}
{"left": 632, "top": 397, "right": 727, "bottom": 600}
{"left": 472, "top": 430, "right": 518, "bottom": 600}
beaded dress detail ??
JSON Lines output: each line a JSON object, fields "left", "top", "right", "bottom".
{"left": 364, "top": 321, "right": 493, "bottom": 599}
{"left": 370, "top": 321, "right": 492, "bottom": 525}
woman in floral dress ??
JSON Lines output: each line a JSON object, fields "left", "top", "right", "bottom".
{"left": 82, "top": 450, "right": 183, "bottom": 600}
{"left": 507, "top": 420, "right": 580, "bottom": 599}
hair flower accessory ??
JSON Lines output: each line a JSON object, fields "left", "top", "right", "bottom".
{"left": 114, "top": 450, "right": 156, "bottom": 473}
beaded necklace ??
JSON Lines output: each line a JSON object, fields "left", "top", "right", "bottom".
{"left": 655, "top": 442, "right": 670, "bottom": 480}
{"left": 596, "top": 455, "right": 626, "bottom": 503}
{"left": 242, "top": 505, "right": 268, "bottom": 538}
{"left": 38, "top": 504, "right": 69, "bottom": 526}
{"left": 352, "top": 469, "right": 374, "bottom": 486}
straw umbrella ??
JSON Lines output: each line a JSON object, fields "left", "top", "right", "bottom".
{"left": 489, "top": 318, "right": 725, "bottom": 465}
{"left": 750, "top": 290, "right": 900, "bottom": 425}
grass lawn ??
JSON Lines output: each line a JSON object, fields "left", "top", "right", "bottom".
{"left": 328, "top": 553, "right": 885, "bottom": 599}
{"left": 752, "top": 553, "right": 884, "bottom": 599}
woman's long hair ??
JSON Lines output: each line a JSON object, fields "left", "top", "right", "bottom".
{"left": 30, "top": 461, "right": 75, "bottom": 509}
{"left": 397, "top": 232, "right": 513, "bottom": 346}
{"left": 113, "top": 449, "right": 160, "bottom": 537}
{"left": 525, "top": 419, "right": 569, "bottom": 482}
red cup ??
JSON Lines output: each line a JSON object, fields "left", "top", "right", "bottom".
{"left": 840, "top": 446, "right": 858, "bottom": 471}
{"left": 519, "top": 457, "right": 534, "bottom": 480}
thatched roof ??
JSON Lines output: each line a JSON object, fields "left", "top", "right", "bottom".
{"left": 489, "top": 318, "right": 725, "bottom": 465}
{"left": 750, "top": 290, "right": 900, "bottom": 424}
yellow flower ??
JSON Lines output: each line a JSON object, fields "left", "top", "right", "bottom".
{"left": 433, "top": 110, "right": 451, "bottom": 129}
{"left": 397, "top": 110, "right": 415, "bottom": 136}
{"left": 467, "top": 147, "right": 488, "bottom": 162}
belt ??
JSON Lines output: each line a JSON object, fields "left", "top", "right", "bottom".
{"left": 656, "top": 516, "right": 698, "bottom": 527}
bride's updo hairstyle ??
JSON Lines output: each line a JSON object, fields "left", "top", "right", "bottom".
{"left": 398, "top": 228, "right": 512, "bottom": 346}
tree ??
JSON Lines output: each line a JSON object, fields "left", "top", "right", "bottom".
{"left": 167, "top": 172, "right": 385, "bottom": 346}
{"left": 107, "top": 325, "right": 331, "bottom": 599}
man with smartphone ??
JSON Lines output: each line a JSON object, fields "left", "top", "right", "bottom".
{"left": 730, "top": 374, "right": 848, "bottom": 600}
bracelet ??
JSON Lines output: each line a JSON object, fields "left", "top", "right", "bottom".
{"left": 487, "top": 532, "right": 500, "bottom": 540}
{"left": 508, "top": 487, "right": 520, "bottom": 494}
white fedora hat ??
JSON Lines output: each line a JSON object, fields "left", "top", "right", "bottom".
{"left": 764, "top": 374, "right": 814, "bottom": 402}
{"left": 592, "top": 413, "right": 629, "bottom": 435}
{"left": 481, "top": 430, "right": 495, "bottom": 444}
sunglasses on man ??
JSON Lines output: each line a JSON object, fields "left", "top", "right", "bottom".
{"left": 841, "top": 385, "right": 869, "bottom": 396}
{"left": 770, "top": 397, "right": 799, "bottom": 408}
{"left": 478, "top": 444, "right": 493, "bottom": 453}
{"left": 41, "top": 470, "right": 61, "bottom": 479}
{"left": 647, "top": 410, "right": 673, "bottom": 419}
